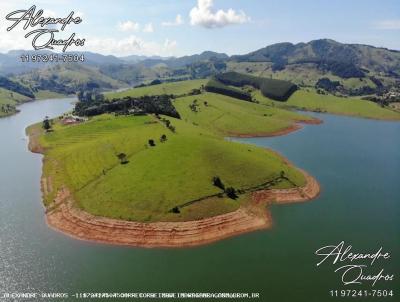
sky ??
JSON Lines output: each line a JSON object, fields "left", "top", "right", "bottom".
{"left": 0, "top": 0, "right": 399, "bottom": 57}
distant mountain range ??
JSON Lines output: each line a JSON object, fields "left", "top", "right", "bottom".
{"left": 0, "top": 49, "right": 229, "bottom": 74}
{"left": 232, "top": 39, "right": 400, "bottom": 77}
{"left": 0, "top": 39, "right": 399, "bottom": 100}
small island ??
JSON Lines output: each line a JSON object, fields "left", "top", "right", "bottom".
{"left": 27, "top": 71, "right": 399, "bottom": 247}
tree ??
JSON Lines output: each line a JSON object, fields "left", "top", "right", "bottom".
{"left": 204, "top": 101, "right": 208, "bottom": 106}
{"left": 117, "top": 153, "right": 128, "bottom": 164}
{"left": 148, "top": 139, "right": 156, "bottom": 147}
{"left": 225, "top": 187, "right": 238, "bottom": 199}
{"left": 42, "top": 116, "right": 51, "bottom": 132}
{"left": 172, "top": 206, "right": 180, "bottom": 213}
{"left": 160, "top": 134, "right": 167, "bottom": 142}
{"left": 212, "top": 176, "right": 225, "bottom": 190}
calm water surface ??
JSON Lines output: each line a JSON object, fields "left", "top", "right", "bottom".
{"left": 0, "top": 100, "right": 398, "bottom": 301}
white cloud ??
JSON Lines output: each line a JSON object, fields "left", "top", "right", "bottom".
{"left": 74, "top": 11, "right": 84, "bottom": 19}
{"left": 189, "top": 0, "right": 249, "bottom": 29}
{"left": 374, "top": 20, "right": 400, "bottom": 30}
{"left": 0, "top": 25, "right": 32, "bottom": 52}
{"left": 42, "top": 9, "right": 57, "bottom": 18}
{"left": 143, "top": 23, "right": 154, "bottom": 33}
{"left": 81, "top": 35, "right": 177, "bottom": 56}
{"left": 164, "top": 38, "right": 177, "bottom": 51}
{"left": 117, "top": 20, "right": 140, "bottom": 32}
{"left": 162, "top": 14, "right": 184, "bottom": 27}
{"left": 118, "top": 21, "right": 155, "bottom": 33}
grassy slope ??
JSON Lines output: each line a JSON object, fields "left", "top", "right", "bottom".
{"left": 106, "top": 78, "right": 316, "bottom": 136}
{"left": 32, "top": 114, "right": 305, "bottom": 222}
{"left": 175, "top": 92, "right": 314, "bottom": 136}
{"left": 227, "top": 61, "right": 380, "bottom": 90}
{"left": 34, "top": 90, "right": 66, "bottom": 100}
{"left": 0, "top": 87, "right": 66, "bottom": 117}
{"left": 0, "top": 88, "right": 31, "bottom": 116}
{"left": 106, "top": 79, "right": 207, "bottom": 99}
{"left": 254, "top": 89, "right": 400, "bottom": 120}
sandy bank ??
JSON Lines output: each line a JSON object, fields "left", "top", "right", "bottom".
{"left": 228, "top": 118, "right": 322, "bottom": 138}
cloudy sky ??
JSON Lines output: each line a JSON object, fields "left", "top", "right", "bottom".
{"left": 1, "top": 0, "right": 399, "bottom": 57}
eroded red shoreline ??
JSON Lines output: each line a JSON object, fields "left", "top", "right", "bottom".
{"left": 41, "top": 169, "right": 319, "bottom": 248}
{"left": 228, "top": 118, "right": 322, "bottom": 138}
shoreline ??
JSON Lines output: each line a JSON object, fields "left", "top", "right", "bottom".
{"left": 289, "top": 106, "right": 400, "bottom": 122}
{"left": 27, "top": 118, "right": 321, "bottom": 248}
{"left": 228, "top": 118, "right": 323, "bottom": 138}
{"left": 0, "top": 95, "right": 77, "bottom": 119}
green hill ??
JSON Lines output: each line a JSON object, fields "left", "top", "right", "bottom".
{"left": 106, "top": 79, "right": 207, "bottom": 99}
{"left": 231, "top": 39, "right": 400, "bottom": 77}
{"left": 175, "top": 92, "right": 314, "bottom": 136}
{"left": 228, "top": 39, "right": 400, "bottom": 95}
{"left": 17, "top": 64, "right": 126, "bottom": 95}
{"left": 30, "top": 114, "right": 305, "bottom": 222}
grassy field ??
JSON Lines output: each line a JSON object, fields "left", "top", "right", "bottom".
{"left": 254, "top": 89, "right": 400, "bottom": 120}
{"left": 30, "top": 113, "right": 306, "bottom": 222}
{"left": 175, "top": 92, "right": 315, "bottom": 136}
{"left": 106, "top": 79, "right": 207, "bottom": 99}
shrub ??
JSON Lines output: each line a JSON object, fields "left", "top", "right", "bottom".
{"left": 172, "top": 206, "right": 180, "bottom": 213}
{"left": 148, "top": 139, "right": 156, "bottom": 147}
{"left": 212, "top": 176, "right": 225, "bottom": 190}
{"left": 42, "top": 117, "right": 52, "bottom": 131}
{"left": 316, "top": 78, "right": 341, "bottom": 92}
{"left": 225, "top": 187, "right": 238, "bottom": 199}
{"left": 117, "top": 153, "right": 128, "bottom": 164}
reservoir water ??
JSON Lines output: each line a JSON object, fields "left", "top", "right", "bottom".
{"left": 0, "top": 99, "right": 398, "bottom": 301}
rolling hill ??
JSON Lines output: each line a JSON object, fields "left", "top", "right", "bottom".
{"left": 1, "top": 39, "right": 399, "bottom": 119}
{"left": 228, "top": 39, "right": 400, "bottom": 93}
{"left": 16, "top": 64, "right": 126, "bottom": 95}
